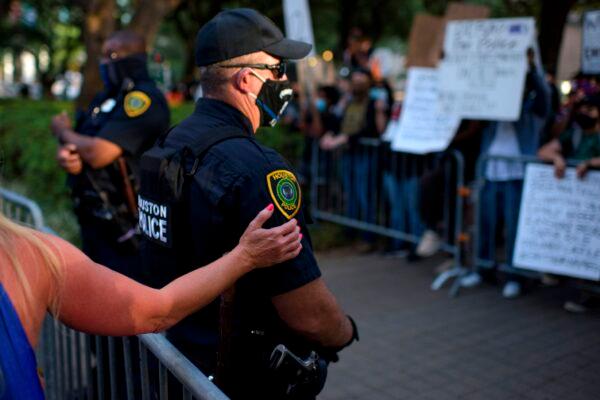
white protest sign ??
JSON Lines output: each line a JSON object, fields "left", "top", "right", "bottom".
{"left": 439, "top": 18, "right": 535, "bottom": 121}
{"left": 283, "top": 0, "right": 315, "bottom": 56}
{"left": 582, "top": 10, "right": 600, "bottom": 74}
{"left": 390, "top": 67, "right": 461, "bottom": 154}
{"left": 513, "top": 164, "right": 600, "bottom": 281}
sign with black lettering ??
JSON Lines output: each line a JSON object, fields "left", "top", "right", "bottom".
{"left": 390, "top": 67, "right": 461, "bottom": 154}
{"left": 138, "top": 194, "right": 172, "bottom": 247}
{"left": 582, "top": 10, "right": 600, "bottom": 74}
{"left": 439, "top": 18, "right": 536, "bottom": 121}
{"left": 513, "top": 164, "right": 600, "bottom": 281}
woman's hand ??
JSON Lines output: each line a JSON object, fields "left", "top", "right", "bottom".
{"left": 236, "top": 204, "right": 302, "bottom": 270}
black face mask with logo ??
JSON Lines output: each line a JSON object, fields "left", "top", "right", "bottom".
{"left": 251, "top": 73, "right": 293, "bottom": 127}
{"left": 99, "top": 53, "right": 148, "bottom": 92}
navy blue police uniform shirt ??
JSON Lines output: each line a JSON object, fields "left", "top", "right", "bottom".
{"left": 163, "top": 98, "right": 321, "bottom": 358}
{"left": 70, "top": 76, "right": 170, "bottom": 215}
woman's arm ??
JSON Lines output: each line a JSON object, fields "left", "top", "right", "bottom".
{"left": 49, "top": 205, "right": 301, "bottom": 336}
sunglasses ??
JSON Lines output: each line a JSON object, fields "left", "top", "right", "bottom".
{"left": 219, "top": 62, "right": 288, "bottom": 79}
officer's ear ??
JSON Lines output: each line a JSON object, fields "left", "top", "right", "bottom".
{"left": 233, "top": 68, "right": 254, "bottom": 95}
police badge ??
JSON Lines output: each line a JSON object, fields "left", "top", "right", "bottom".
{"left": 266, "top": 170, "right": 301, "bottom": 219}
{"left": 124, "top": 91, "right": 151, "bottom": 117}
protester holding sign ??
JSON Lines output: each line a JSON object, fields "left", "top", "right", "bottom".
{"left": 460, "top": 49, "right": 550, "bottom": 299}
{"left": 538, "top": 96, "right": 600, "bottom": 179}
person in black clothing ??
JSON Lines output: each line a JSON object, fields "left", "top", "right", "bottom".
{"left": 51, "top": 30, "right": 170, "bottom": 279}
{"left": 138, "top": 9, "right": 357, "bottom": 399}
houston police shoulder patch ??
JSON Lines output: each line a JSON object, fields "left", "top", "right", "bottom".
{"left": 266, "top": 169, "right": 301, "bottom": 219}
{"left": 124, "top": 91, "right": 151, "bottom": 117}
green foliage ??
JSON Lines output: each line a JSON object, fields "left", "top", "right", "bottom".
{"left": 0, "top": 99, "right": 306, "bottom": 243}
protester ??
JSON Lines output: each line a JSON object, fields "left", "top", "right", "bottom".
{"left": 461, "top": 49, "right": 550, "bottom": 299}
{"left": 320, "top": 68, "right": 388, "bottom": 233}
{"left": 416, "top": 120, "right": 483, "bottom": 258}
{"left": 538, "top": 96, "right": 600, "bottom": 179}
{"left": 537, "top": 95, "right": 600, "bottom": 313}
{"left": 0, "top": 205, "right": 301, "bottom": 399}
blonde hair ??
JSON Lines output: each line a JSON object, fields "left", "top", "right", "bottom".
{"left": 0, "top": 211, "right": 63, "bottom": 315}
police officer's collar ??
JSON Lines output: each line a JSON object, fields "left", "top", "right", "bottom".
{"left": 193, "top": 98, "right": 254, "bottom": 136}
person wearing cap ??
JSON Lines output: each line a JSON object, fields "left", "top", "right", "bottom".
{"left": 138, "top": 8, "right": 357, "bottom": 399}
{"left": 50, "top": 30, "right": 170, "bottom": 280}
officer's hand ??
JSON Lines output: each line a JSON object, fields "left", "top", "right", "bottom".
{"left": 51, "top": 111, "right": 72, "bottom": 138}
{"left": 56, "top": 144, "right": 83, "bottom": 175}
{"left": 238, "top": 204, "right": 302, "bottom": 269}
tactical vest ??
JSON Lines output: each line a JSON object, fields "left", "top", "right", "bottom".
{"left": 138, "top": 119, "right": 248, "bottom": 287}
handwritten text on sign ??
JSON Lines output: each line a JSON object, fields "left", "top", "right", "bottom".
{"left": 390, "top": 67, "right": 460, "bottom": 154}
{"left": 513, "top": 164, "right": 600, "bottom": 281}
{"left": 582, "top": 10, "right": 600, "bottom": 74}
{"left": 439, "top": 18, "right": 535, "bottom": 121}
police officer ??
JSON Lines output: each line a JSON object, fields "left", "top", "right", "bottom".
{"left": 139, "top": 9, "right": 358, "bottom": 399}
{"left": 51, "top": 30, "right": 169, "bottom": 279}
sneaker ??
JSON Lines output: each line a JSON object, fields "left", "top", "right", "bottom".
{"left": 434, "top": 259, "right": 455, "bottom": 275}
{"left": 540, "top": 274, "right": 560, "bottom": 287}
{"left": 564, "top": 300, "right": 588, "bottom": 314}
{"left": 416, "top": 230, "right": 442, "bottom": 257}
{"left": 502, "top": 281, "right": 522, "bottom": 299}
{"left": 460, "top": 272, "right": 482, "bottom": 288}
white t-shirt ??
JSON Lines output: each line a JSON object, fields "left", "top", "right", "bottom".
{"left": 485, "top": 121, "right": 525, "bottom": 181}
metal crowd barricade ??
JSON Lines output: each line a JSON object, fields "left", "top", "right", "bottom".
{"left": 0, "top": 188, "right": 229, "bottom": 400}
{"left": 309, "top": 139, "right": 469, "bottom": 295}
{"left": 471, "top": 154, "right": 600, "bottom": 289}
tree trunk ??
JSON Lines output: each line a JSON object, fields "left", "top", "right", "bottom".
{"left": 538, "top": 0, "right": 576, "bottom": 72}
{"left": 338, "top": 0, "right": 359, "bottom": 54}
{"left": 77, "top": 0, "right": 116, "bottom": 110}
{"left": 128, "top": 0, "right": 182, "bottom": 49}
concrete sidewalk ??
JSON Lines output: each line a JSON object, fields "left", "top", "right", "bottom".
{"left": 317, "top": 251, "right": 600, "bottom": 400}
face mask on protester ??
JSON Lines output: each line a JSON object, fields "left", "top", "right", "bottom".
{"left": 574, "top": 113, "right": 598, "bottom": 130}
{"left": 99, "top": 53, "right": 147, "bottom": 91}
{"left": 247, "top": 69, "right": 293, "bottom": 127}
{"left": 315, "top": 98, "right": 327, "bottom": 113}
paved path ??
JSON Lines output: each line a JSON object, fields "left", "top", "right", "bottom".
{"left": 317, "top": 251, "right": 600, "bottom": 400}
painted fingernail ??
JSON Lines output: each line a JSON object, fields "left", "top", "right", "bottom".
{"left": 299, "top": 233, "right": 303, "bottom": 240}
{"left": 267, "top": 203, "right": 274, "bottom": 211}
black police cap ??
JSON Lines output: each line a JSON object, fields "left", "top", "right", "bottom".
{"left": 195, "top": 8, "right": 312, "bottom": 67}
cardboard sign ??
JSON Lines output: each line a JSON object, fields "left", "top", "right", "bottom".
{"left": 390, "top": 67, "right": 461, "bottom": 154}
{"left": 513, "top": 164, "right": 600, "bottom": 281}
{"left": 439, "top": 18, "right": 536, "bottom": 121}
{"left": 582, "top": 10, "right": 600, "bottom": 74}
{"left": 283, "top": 0, "right": 315, "bottom": 56}
{"left": 445, "top": 2, "right": 491, "bottom": 20}
{"left": 406, "top": 14, "right": 446, "bottom": 68}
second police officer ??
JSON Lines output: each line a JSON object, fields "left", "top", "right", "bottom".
{"left": 139, "top": 9, "right": 358, "bottom": 399}
{"left": 52, "top": 30, "right": 170, "bottom": 280}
